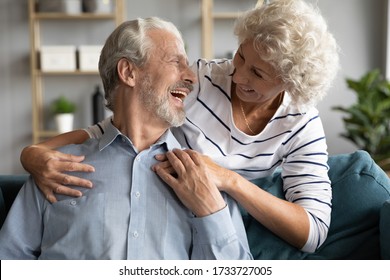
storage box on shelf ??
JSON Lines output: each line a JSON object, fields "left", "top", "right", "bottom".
{"left": 40, "top": 45, "right": 77, "bottom": 72}
{"left": 83, "top": 0, "right": 113, "bottom": 13}
{"left": 38, "top": 0, "right": 83, "bottom": 14}
{"left": 78, "top": 45, "right": 103, "bottom": 72}
{"left": 28, "top": 0, "right": 124, "bottom": 143}
{"left": 38, "top": 0, "right": 114, "bottom": 14}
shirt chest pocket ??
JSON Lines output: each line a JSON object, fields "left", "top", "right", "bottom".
{"left": 41, "top": 194, "right": 106, "bottom": 259}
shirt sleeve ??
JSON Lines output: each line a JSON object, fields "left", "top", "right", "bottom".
{"left": 84, "top": 117, "right": 112, "bottom": 139}
{"left": 190, "top": 193, "right": 253, "bottom": 260}
{"left": 0, "top": 177, "right": 45, "bottom": 259}
{"left": 281, "top": 113, "right": 332, "bottom": 253}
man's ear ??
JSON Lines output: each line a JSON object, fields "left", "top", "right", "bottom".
{"left": 117, "top": 58, "right": 136, "bottom": 87}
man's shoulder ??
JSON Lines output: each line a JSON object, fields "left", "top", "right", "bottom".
{"left": 56, "top": 138, "right": 99, "bottom": 156}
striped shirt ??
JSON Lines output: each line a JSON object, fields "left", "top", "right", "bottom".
{"left": 87, "top": 59, "right": 332, "bottom": 253}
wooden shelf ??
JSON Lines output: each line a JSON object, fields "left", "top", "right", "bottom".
{"left": 37, "top": 130, "right": 63, "bottom": 138}
{"left": 36, "top": 70, "right": 100, "bottom": 76}
{"left": 212, "top": 12, "right": 243, "bottom": 19}
{"left": 28, "top": 0, "right": 124, "bottom": 143}
{"left": 201, "top": 0, "right": 264, "bottom": 59}
{"left": 32, "top": 13, "right": 116, "bottom": 20}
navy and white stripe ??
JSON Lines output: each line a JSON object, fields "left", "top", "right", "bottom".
{"left": 173, "top": 59, "right": 332, "bottom": 253}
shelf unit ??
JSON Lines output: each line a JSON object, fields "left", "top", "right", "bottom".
{"left": 201, "top": 0, "right": 263, "bottom": 59}
{"left": 28, "top": 0, "right": 124, "bottom": 143}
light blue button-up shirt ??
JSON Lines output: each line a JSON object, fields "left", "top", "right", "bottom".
{"left": 0, "top": 122, "right": 252, "bottom": 260}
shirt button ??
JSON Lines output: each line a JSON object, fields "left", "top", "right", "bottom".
{"left": 70, "top": 200, "right": 77, "bottom": 206}
{"left": 133, "top": 231, "right": 139, "bottom": 238}
{"left": 135, "top": 191, "right": 140, "bottom": 198}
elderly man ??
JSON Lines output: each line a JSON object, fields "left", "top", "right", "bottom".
{"left": 0, "top": 17, "right": 252, "bottom": 260}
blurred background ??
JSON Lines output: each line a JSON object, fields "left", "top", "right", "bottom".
{"left": 0, "top": 0, "right": 388, "bottom": 174}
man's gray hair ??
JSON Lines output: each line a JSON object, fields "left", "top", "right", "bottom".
{"left": 98, "top": 17, "right": 184, "bottom": 111}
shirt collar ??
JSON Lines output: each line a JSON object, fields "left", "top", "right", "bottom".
{"left": 98, "top": 120, "right": 182, "bottom": 152}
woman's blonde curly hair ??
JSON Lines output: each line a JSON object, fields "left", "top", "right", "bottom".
{"left": 234, "top": 0, "right": 340, "bottom": 109}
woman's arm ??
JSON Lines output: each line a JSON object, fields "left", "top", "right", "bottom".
{"left": 20, "top": 130, "right": 94, "bottom": 203}
{"left": 153, "top": 152, "right": 310, "bottom": 250}
{"left": 197, "top": 157, "right": 311, "bottom": 249}
{"left": 190, "top": 153, "right": 331, "bottom": 253}
{"left": 222, "top": 170, "right": 310, "bottom": 249}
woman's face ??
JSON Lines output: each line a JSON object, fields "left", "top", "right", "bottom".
{"left": 232, "top": 39, "right": 286, "bottom": 104}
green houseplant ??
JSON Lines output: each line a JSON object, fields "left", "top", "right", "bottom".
{"left": 333, "top": 69, "right": 390, "bottom": 171}
{"left": 51, "top": 95, "right": 76, "bottom": 133}
{"left": 51, "top": 95, "right": 76, "bottom": 114}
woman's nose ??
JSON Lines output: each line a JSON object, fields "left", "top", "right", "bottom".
{"left": 232, "top": 66, "right": 249, "bottom": 84}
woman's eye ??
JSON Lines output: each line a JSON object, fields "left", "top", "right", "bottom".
{"left": 253, "top": 69, "right": 263, "bottom": 78}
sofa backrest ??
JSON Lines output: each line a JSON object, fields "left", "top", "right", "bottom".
{"left": 0, "top": 175, "right": 28, "bottom": 227}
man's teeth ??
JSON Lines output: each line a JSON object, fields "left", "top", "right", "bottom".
{"left": 171, "top": 90, "right": 187, "bottom": 102}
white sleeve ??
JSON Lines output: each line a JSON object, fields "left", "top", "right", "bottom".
{"left": 281, "top": 112, "right": 332, "bottom": 253}
{"left": 84, "top": 117, "right": 112, "bottom": 139}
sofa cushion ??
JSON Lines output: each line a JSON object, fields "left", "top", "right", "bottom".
{"left": 310, "top": 151, "right": 390, "bottom": 259}
{"left": 380, "top": 199, "right": 390, "bottom": 259}
{"left": 243, "top": 150, "right": 390, "bottom": 259}
{"left": 243, "top": 174, "right": 307, "bottom": 259}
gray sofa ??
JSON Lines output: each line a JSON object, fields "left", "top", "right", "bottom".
{"left": 1, "top": 150, "right": 389, "bottom": 259}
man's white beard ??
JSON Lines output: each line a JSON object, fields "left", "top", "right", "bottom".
{"left": 139, "top": 75, "right": 186, "bottom": 127}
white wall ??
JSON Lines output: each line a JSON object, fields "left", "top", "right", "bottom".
{"left": 311, "top": 0, "right": 387, "bottom": 156}
{"left": 0, "top": 0, "right": 387, "bottom": 174}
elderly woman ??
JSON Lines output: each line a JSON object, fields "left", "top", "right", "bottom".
{"left": 21, "top": 0, "right": 339, "bottom": 253}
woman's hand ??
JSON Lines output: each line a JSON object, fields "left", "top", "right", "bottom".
{"left": 153, "top": 149, "right": 226, "bottom": 217}
{"left": 20, "top": 145, "right": 95, "bottom": 203}
{"left": 154, "top": 150, "right": 233, "bottom": 192}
